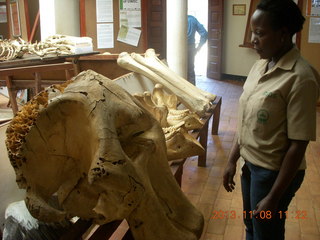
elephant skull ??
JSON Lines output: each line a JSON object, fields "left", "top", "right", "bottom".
{"left": 5, "top": 70, "right": 204, "bottom": 240}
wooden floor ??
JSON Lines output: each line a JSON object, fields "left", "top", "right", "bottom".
{"left": 1, "top": 76, "right": 320, "bottom": 239}
{"left": 183, "top": 76, "right": 320, "bottom": 240}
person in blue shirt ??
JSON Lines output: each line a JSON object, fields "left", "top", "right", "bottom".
{"left": 187, "top": 15, "right": 208, "bottom": 85}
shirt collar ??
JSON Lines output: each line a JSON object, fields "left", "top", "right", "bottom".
{"left": 274, "top": 46, "right": 300, "bottom": 71}
{"left": 256, "top": 46, "right": 300, "bottom": 77}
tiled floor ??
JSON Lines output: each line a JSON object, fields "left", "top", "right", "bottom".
{"left": 182, "top": 76, "right": 320, "bottom": 240}
{"left": 1, "top": 76, "right": 320, "bottom": 239}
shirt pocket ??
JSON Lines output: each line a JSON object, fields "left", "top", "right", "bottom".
{"left": 250, "top": 90, "right": 287, "bottom": 139}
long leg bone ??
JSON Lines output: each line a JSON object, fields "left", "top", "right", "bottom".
{"left": 143, "top": 49, "right": 216, "bottom": 102}
{"left": 118, "top": 52, "right": 211, "bottom": 117}
{"left": 131, "top": 53, "right": 211, "bottom": 107}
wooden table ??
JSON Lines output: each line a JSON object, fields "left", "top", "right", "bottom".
{"left": 0, "top": 52, "right": 99, "bottom": 115}
{"left": 0, "top": 62, "right": 75, "bottom": 114}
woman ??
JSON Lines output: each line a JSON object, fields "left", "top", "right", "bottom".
{"left": 223, "top": 0, "right": 320, "bottom": 239}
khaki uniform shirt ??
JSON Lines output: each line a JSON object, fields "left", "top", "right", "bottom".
{"left": 238, "top": 47, "right": 320, "bottom": 170}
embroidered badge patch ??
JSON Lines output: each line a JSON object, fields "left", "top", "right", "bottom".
{"left": 257, "top": 109, "right": 269, "bottom": 124}
{"left": 263, "top": 91, "right": 277, "bottom": 98}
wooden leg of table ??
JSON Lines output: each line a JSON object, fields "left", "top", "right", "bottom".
{"left": 34, "top": 72, "right": 41, "bottom": 94}
{"left": 59, "top": 219, "right": 92, "bottom": 240}
{"left": 88, "top": 220, "right": 123, "bottom": 239}
{"left": 211, "top": 96, "right": 222, "bottom": 135}
{"left": 73, "top": 61, "right": 80, "bottom": 76}
{"left": 198, "top": 118, "right": 209, "bottom": 167}
{"left": 65, "top": 69, "right": 73, "bottom": 80}
{"left": 122, "top": 229, "right": 135, "bottom": 240}
{"left": 5, "top": 76, "right": 19, "bottom": 114}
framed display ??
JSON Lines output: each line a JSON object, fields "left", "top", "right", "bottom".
{"left": 9, "top": 0, "right": 21, "bottom": 37}
{"left": 233, "top": 4, "right": 246, "bottom": 15}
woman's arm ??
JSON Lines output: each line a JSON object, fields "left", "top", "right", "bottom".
{"left": 254, "top": 139, "right": 309, "bottom": 213}
{"left": 223, "top": 138, "right": 241, "bottom": 192}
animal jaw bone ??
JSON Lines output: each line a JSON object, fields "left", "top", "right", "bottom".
{"left": 163, "top": 124, "right": 204, "bottom": 160}
{"left": 5, "top": 70, "right": 204, "bottom": 240}
{"left": 133, "top": 86, "right": 205, "bottom": 160}
{"left": 117, "top": 51, "right": 215, "bottom": 117}
{"left": 167, "top": 109, "right": 204, "bottom": 131}
{"left": 152, "top": 83, "right": 179, "bottom": 109}
{"left": 133, "top": 91, "right": 169, "bottom": 127}
{"left": 134, "top": 84, "right": 204, "bottom": 131}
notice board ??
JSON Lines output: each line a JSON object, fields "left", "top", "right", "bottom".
{"left": 80, "top": 0, "right": 148, "bottom": 54}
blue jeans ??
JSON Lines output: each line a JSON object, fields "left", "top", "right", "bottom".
{"left": 241, "top": 161, "right": 305, "bottom": 240}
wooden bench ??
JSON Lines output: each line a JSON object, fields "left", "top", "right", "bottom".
{"left": 0, "top": 62, "right": 75, "bottom": 115}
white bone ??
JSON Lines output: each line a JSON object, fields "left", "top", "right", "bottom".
{"left": 118, "top": 52, "right": 210, "bottom": 117}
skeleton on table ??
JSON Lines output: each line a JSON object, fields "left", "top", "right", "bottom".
{"left": 0, "top": 35, "right": 85, "bottom": 61}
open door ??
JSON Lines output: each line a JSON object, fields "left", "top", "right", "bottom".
{"left": 207, "top": 0, "right": 223, "bottom": 80}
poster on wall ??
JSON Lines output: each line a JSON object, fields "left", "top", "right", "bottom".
{"left": 97, "top": 23, "right": 114, "bottom": 48}
{"left": 308, "top": 17, "right": 320, "bottom": 43}
{"left": 96, "top": 0, "right": 113, "bottom": 23}
{"left": 119, "top": 0, "right": 141, "bottom": 28}
{"left": 307, "top": 0, "right": 320, "bottom": 16}
{"left": 0, "top": 5, "right": 7, "bottom": 23}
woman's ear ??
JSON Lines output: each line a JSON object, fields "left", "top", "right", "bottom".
{"left": 280, "top": 27, "right": 291, "bottom": 42}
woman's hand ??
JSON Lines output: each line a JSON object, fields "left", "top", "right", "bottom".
{"left": 223, "top": 162, "right": 237, "bottom": 192}
{"left": 253, "top": 195, "right": 278, "bottom": 217}
{"left": 223, "top": 141, "right": 240, "bottom": 192}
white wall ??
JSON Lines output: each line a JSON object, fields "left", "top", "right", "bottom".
{"left": 39, "top": 0, "right": 80, "bottom": 40}
{"left": 0, "top": 123, "right": 25, "bottom": 231}
{"left": 167, "top": 0, "right": 188, "bottom": 78}
{"left": 55, "top": 0, "right": 80, "bottom": 37}
{"left": 222, "top": 0, "right": 258, "bottom": 76}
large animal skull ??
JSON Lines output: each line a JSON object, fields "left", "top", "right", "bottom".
{"left": 5, "top": 70, "right": 204, "bottom": 240}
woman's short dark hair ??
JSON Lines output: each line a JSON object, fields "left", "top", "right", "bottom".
{"left": 257, "top": 0, "right": 305, "bottom": 36}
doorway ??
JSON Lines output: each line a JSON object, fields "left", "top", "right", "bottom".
{"left": 188, "top": 0, "right": 208, "bottom": 77}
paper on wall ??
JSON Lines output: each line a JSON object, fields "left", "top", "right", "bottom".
{"left": 97, "top": 23, "right": 114, "bottom": 48}
{"left": 308, "top": 17, "right": 320, "bottom": 43}
{"left": 96, "top": 0, "right": 113, "bottom": 22}
{"left": 0, "top": 5, "right": 7, "bottom": 23}
{"left": 117, "top": 25, "right": 141, "bottom": 47}
{"left": 119, "top": 0, "right": 141, "bottom": 28}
